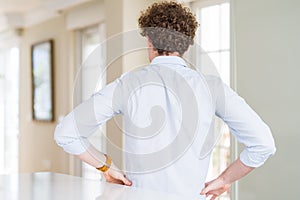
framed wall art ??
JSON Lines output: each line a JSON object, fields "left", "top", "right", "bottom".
{"left": 31, "top": 40, "right": 54, "bottom": 121}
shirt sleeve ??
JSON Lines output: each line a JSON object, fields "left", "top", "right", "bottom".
{"left": 54, "top": 79, "right": 123, "bottom": 155}
{"left": 215, "top": 82, "right": 276, "bottom": 168}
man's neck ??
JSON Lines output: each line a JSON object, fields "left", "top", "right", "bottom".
{"left": 150, "top": 52, "right": 182, "bottom": 62}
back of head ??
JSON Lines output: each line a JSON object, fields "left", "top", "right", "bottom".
{"left": 138, "top": 1, "right": 198, "bottom": 55}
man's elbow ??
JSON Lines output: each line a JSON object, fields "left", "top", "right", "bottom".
{"left": 265, "top": 138, "right": 276, "bottom": 158}
{"left": 241, "top": 138, "right": 276, "bottom": 168}
{"left": 54, "top": 124, "right": 66, "bottom": 148}
{"left": 258, "top": 133, "right": 277, "bottom": 163}
{"left": 53, "top": 122, "right": 90, "bottom": 155}
{"left": 261, "top": 124, "right": 276, "bottom": 158}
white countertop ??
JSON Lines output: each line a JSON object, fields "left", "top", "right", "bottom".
{"left": 0, "top": 172, "right": 190, "bottom": 200}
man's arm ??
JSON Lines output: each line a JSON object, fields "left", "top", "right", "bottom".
{"left": 54, "top": 80, "right": 131, "bottom": 185}
{"left": 215, "top": 83, "right": 276, "bottom": 167}
{"left": 203, "top": 77, "right": 276, "bottom": 199}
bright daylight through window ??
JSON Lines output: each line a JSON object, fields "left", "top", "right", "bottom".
{"left": 77, "top": 24, "right": 106, "bottom": 180}
{"left": 192, "top": 0, "right": 230, "bottom": 199}
{"left": 0, "top": 46, "right": 19, "bottom": 175}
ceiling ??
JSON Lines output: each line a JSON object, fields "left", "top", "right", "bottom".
{"left": 0, "top": 0, "right": 91, "bottom": 31}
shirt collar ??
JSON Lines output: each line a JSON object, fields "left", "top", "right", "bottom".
{"left": 150, "top": 56, "right": 187, "bottom": 68}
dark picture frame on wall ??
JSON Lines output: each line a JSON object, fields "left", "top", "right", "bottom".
{"left": 31, "top": 39, "right": 54, "bottom": 122}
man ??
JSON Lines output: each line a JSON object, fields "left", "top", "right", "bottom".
{"left": 54, "top": 2, "right": 276, "bottom": 199}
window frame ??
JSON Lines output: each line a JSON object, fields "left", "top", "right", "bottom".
{"left": 75, "top": 23, "right": 107, "bottom": 180}
{"left": 189, "top": 1, "right": 236, "bottom": 199}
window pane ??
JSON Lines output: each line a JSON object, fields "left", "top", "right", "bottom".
{"left": 220, "top": 51, "right": 230, "bottom": 85}
{"left": 199, "top": 52, "right": 220, "bottom": 76}
{"left": 79, "top": 24, "right": 106, "bottom": 180}
{"left": 221, "top": 3, "right": 230, "bottom": 50}
{"left": 81, "top": 24, "right": 106, "bottom": 101}
{"left": 0, "top": 57, "right": 4, "bottom": 172}
{"left": 207, "top": 52, "right": 220, "bottom": 70}
{"left": 200, "top": 5, "right": 220, "bottom": 51}
{"left": 0, "top": 47, "right": 19, "bottom": 174}
{"left": 193, "top": 2, "right": 231, "bottom": 200}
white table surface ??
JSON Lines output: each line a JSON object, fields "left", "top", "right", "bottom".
{"left": 0, "top": 172, "right": 190, "bottom": 200}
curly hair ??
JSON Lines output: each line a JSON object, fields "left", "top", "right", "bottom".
{"left": 138, "top": 1, "right": 198, "bottom": 55}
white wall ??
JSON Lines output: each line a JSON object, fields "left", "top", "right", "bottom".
{"left": 233, "top": 0, "right": 300, "bottom": 199}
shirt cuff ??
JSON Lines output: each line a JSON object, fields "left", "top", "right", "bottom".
{"left": 239, "top": 146, "right": 276, "bottom": 168}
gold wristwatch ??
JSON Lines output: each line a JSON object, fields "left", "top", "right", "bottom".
{"left": 96, "top": 154, "right": 112, "bottom": 173}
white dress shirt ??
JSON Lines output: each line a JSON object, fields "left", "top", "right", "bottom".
{"left": 54, "top": 56, "right": 276, "bottom": 199}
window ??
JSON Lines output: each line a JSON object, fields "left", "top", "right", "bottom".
{"left": 77, "top": 24, "right": 106, "bottom": 180}
{"left": 191, "top": 0, "right": 231, "bottom": 199}
{"left": 0, "top": 46, "right": 20, "bottom": 174}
